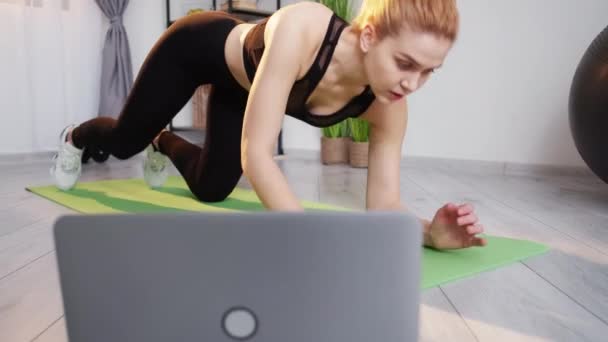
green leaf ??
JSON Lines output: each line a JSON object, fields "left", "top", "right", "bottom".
{"left": 349, "top": 118, "right": 370, "bottom": 142}
{"left": 319, "top": 0, "right": 354, "bottom": 23}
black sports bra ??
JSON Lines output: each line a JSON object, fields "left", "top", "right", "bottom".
{"left": 242, "top": 13, "right": 376, "bottom": 128}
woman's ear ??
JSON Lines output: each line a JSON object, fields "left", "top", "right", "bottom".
{"left": 359, "top": 24, "right": 377, "bottom": 53}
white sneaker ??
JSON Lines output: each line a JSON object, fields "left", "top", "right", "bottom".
{"left": 50, "top": 124, "right": 83, "bottom": 191}
{"left": 143, "top": 144, "right": 169, "bottom": 188}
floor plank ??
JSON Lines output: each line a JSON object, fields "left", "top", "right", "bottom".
{"left": 441, "top": 263, "right": 608, "bottom": 341}
{"left": 456, "top": 173, "right": 608, "bottom": 255}
{"left": 0, "top": 253, "right": 63, "bottom": 342}
{"left": 419, "top": 288, "right": 478, "bottom": 342}
{"left": 0, "top": 217, "right": 57, "bottom": 280}
{"left": 0, "top": 196, "right": 71, "bottom": 238}
{"left": 0, "top": 153, "right": 607, "bottom": 341}
{"left": 32, "top": 317, "right": 67, "bottom": 342}
{"left": 403, "top": 166, "right": 608, "bottom": 325}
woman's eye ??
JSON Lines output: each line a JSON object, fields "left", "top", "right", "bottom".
{"left": 397, "top": 62, "right": 413, "bottom": 70}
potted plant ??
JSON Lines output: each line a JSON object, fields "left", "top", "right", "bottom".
{"left": 319, "top": 0, "right": 353, "bottom": 20}
{"left": 321, "top": 121, "right": 350, "bottom": 164}
{"left": 348, "top": 118, "right": 370, "bottom": 168}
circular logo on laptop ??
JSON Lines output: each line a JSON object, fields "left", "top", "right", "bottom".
{"left": 222, "top": 306, "right": 258, "bottom": 340}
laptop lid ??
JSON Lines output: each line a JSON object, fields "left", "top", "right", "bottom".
{"left": 54, "top": 212, "right": 421, "bottom": 342}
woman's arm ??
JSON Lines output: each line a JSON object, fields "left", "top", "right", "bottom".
{"left": 363, "top": 97, "right": 409, "bottom": 211}
{"left": 362, "top": 98, "right": 486, "bottom": 249}
{"left": 360, "top": 97, "right": 438, "bottom": 242}
{"left": 240, "top": 11, "right": 319, "bottom": 211}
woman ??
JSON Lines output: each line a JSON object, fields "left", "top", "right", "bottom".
{"left": 51, "top": 0, "right": 487, "bottom": 250}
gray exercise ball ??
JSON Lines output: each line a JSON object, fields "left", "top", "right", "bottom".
{"left": 568, "top": 25, "right": 608, "bottom": 183}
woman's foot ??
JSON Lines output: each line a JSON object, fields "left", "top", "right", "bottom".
{"left": 50, "top": 124, "right": 83, "bottom": 190}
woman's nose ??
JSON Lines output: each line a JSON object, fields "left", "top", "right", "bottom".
{"left": 400, "top": 74, "right": 420, "bottom": 93}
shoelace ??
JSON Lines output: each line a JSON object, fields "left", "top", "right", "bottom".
{"left": 57, "top": 151, "right": 81, "bottom": 174}
{"left": 147, "top": 152, "right": 167, "bottom": 173}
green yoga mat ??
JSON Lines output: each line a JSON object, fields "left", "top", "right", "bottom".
{"left": 27, "top": 176, "right": 548, "bottom": 289}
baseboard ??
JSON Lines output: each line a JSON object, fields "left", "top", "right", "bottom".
{"left": 0, "top": 151, "right": 146, "bottom": 166}
{"left": 281, "top": 148, "right": 597, "bottom": 179}
{"left": 1, "top": 149, "right": 597, "bottom": 179}
{"left": 0, "top": 151, "right": 56, "bottom": 165}
{"left": 502, "top": 161, "right": 595, "bottom": 178}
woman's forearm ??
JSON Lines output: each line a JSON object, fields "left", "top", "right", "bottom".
{"left": 368, "top": 200, "right": 434, "bottom": 247}
{"left": 243, "top": 155, "right": 304, "bottom": 211}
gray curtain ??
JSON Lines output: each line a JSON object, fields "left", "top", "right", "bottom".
{"left": 95, "top": 0, "right": 133, "bottom": 117}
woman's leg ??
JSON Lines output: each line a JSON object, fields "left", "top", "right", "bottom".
{"left": 71, "top": 12, "right": 243, "bottom": 160}
{"left": 157, "top": 85, "right": 247, "bottom": 202}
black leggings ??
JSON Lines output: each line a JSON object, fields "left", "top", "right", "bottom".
{"left": 72, "top": 12, "right": 250, "bottom": 202}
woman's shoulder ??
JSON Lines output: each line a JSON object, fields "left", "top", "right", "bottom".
{"left": 255, "top": 2, "right": 336, "bottom": 80}
{"left": 271, "top": 1, "right": 334, "bottom": 20}
{"left": 265, "top": 2, "right": 334, "bottom": 42}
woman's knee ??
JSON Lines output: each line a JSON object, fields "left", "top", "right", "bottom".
{"left": 191, "top": 186, "right": 232, "bottom": 203}
{"left": 110, "top": 140, "right": 147, "bottom": 160}
{"left": 112, "top": 148, "right": 140, "bottom": 160}
{"left": 190, "top": 174, "right": 240, "bottom": 202}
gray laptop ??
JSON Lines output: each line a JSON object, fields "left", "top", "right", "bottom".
{"left": 54, "top": 212, "right": 422, "bottom": 342}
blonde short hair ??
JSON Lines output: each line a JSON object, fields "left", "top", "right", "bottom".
{"left": 351, "top": 0, "right": 460, "bottom": 42}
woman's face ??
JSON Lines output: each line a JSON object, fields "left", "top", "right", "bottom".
{"left": 361, "top": 24, "right": 453, "bottom": 103}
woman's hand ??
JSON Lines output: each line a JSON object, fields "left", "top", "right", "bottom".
{"left": 428, "top": 203, "right": 487, "bottom": 250}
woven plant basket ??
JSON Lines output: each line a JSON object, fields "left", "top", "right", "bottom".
{"left": 320, "top": 136, "right": 349, "bottom": 164}
{"left": 220, "top": 0, "right": 257, "bottom": 10}
{"left": 349, "top": 140, "right": 369, "bottom": 168}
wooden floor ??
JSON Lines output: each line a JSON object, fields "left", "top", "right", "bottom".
{"left": 1, "top": 147, "right": 607, "bottom": 341}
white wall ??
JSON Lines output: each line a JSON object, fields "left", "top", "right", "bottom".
{"left": 3, "top": 0, "right": 606, "bottom": 167}
{"left": 123, "top": 0, "right": 166, "bottom": 82}
{"left": 404, "top": 0, "right": 608, "bottom": 167}
{"left": 122, "top": 0, "right": 192, "bottom": 126}
{"left": 133, "top": 0, "right": 604, "bottom": 167}
{"left": 0, "top": 0, "right": 103, "bottom": 153}
{"left": 283, "top": 0, "right": 608, "bottom": 167}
